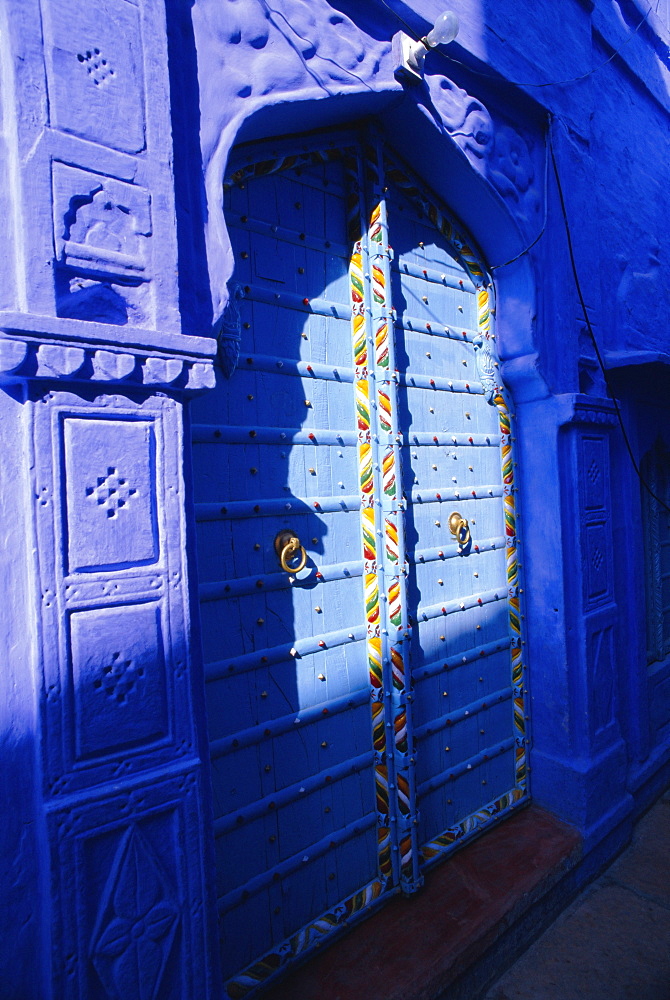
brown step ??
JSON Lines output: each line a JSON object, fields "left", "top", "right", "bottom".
{"left": 261, "top": 804, "right": 581, "bottom": 1000}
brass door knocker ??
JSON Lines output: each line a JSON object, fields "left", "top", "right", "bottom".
{"left": 448, "top": 512, "right": 471, "bottom": 548}
{"left": 274, "top": 530, "right": 308, "bottom": 574}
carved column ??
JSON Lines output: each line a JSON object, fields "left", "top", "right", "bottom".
{"left": 531, "top": 395, "right": 632, "bottom": 849}
{"left": 0, "top": 1, "right": 219, "bottom": 996}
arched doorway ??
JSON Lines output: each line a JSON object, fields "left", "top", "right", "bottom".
{"left": 190, "top": 128, "right": 528, "bottom": 998}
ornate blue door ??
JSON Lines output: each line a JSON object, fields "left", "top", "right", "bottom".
{"left": 190, "top": 133, "right": 528, "bottom": 998}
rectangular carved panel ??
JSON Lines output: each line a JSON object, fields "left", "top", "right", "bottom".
{"left": 585, "top": 521, "right": 610, "bottom": 606}
{"left": 33, "top": 391, "right": 195, "bottom": 795}
{"left": 52, "top": 162, "right": 152, "bottom": 278}
{"left": 51, "top": 162, "right": 153, "bottom": 326}
{"left": 579, "top": 433, "right": 613, "bottom": 611}
{"left": 70, "top": 602, "right": 168, "bottom": 760}
{"left": 63, "top": 415, "right": 158, "bottom": 573}
{"left": 587, "top": 621, "right": 616, "bottom": 736}
{"left": 43, "top": 0, "right": 146, "bottom": 154}
{"left": 582, "top": 436, "right": 607, "bottom": 512}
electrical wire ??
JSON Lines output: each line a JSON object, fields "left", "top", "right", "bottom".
{"left": 549, "top": 118, "right": 670, "bottom": 514}
{"left": 377, "top": 0, "right": 659, "bottom": 90}
{"left": 378, "top": 0, "right": 668, "bottom": 506}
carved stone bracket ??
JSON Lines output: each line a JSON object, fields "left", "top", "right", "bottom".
{"left": 0, "top": 336, "right": 215, "bottom": 392}
{"left": 473, "top": 333, "right": 500, "bottom": 403}
{"left": 427, "top": 74, "right": 543, "bottom": 233}
{"left": 216, "top": 282, "right": 245, "bottom": 378}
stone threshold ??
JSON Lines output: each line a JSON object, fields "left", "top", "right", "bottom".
{"left": 260, "top": 804, "right": 582, "bottom": 1000}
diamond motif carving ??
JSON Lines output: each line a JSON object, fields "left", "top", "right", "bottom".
{"left": 71, "top": 603, "right": 168, "bottom": 760}
{"left": 91, "top": 826, "right": 179, "bottom": 1000}
{"left": 587, "top": 459, "right": 601, "bottom": 485}
{"left": 85, "top": 467, "right": 138, "bottom": 518}
{"left": 582, "top": 437, "right": 607, "bottom": 512}
{"left": 93, "top": 652, "right": 144, "bottom": 704}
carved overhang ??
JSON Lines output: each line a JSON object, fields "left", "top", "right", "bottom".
{"left": 560, "top": 395, "right": 619, "bottom": 427}
{"left": 196, "top": 0, "right": 545, "bottom": 333}
{"left": 0, "top": 334, "right": 215, "bottom": 391}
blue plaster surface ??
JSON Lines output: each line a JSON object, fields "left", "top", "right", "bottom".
{"left": 0, "top": 0, "right": 669, "bottom": 995}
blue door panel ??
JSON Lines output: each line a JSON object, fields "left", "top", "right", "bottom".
{"left": 486, "top": 745, "right": 518, "bottom": 797}
{"left": 192, "top": 148, "right": 387, "bottom": 996}
{"left": 214, "top": 819, "right": 271, "bottom": 898}
{"left": 220, "top": 892, "right": 275, "bottom": 978}
{"left": 384, "top": 159, "right": 523, "bottom": 865}
{"left": 403, "top": 438, "right": 504, "bottom": 495}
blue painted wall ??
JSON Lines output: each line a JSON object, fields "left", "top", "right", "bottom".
{"left": 0, "top": 0, "right": 669, "bottom": 995}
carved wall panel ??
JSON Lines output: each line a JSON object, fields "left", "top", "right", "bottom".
{"left": 1, "top": 0, "right": 184, "bottom": 334}
{"left": 584, "top": 521, "right": 609, "bottom": 606}
{"left": 30, "top": 388, "right": 214, "bottom": 997}
{"left": 52, "top": 164, "right": 152, "bottom": 278}
{"left": 70, "top": 603, "right": 168, "bottom": 760}
{"left": 42, "top": 0, "right": 146, "bottom": 154}
{"left": 428, "top": 75, "right": 542, "bottom": 234}
{"left": 63, "top": 416, "right": 158, "bottom": 572}
{"left": 48, "top": 770, "right": 207, "bottom": 999}
{"left": 90, "top": 824, "right": 180, "bottom": 999}
{"left": 33, "top": 391, "right": 193, "bottom": 795}
{"left": 561, "top": 403, "right": 621, "bottom": 754}
{"left": 582, "top": 436, "right": 608, "bottom": 511}
{"left": 579, "top": 434, "right": 613, "bottom": 611}
{"left": 428, "top": 74, "right": 494, "bottom": 163}
{"left": 0, "top": 1, "right": 215, "bottom": 992}
{"left": 52, "top": 163, "right": 153, "bottom": 327}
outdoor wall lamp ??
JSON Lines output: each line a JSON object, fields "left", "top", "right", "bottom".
{"left": 393, "top": 10, "right": 460, "bottom": 84}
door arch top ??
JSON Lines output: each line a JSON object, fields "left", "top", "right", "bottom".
{"left": 204, "top": 98, "right": 544, "bottom": 402}
{"left": 191, "top": 0, "right": 544, "bottom": 400}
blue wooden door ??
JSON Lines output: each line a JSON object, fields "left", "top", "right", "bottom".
{"left": 190, "top": 134, "right": 528, "bottom": 998}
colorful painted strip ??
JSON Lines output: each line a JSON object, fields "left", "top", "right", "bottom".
{"left": 385, "top": 517, "right": 399, "bottom": 563}
{"left": 368, "top": 163, "right": 421, "bottom": 893}
{"left": 224, "top": 145, "right": 345, "bottom": 190}
{"left": 420, "top": 787, "right": 526, "bottom": 865}
{"left": 356, "top": 379, "right": 371, "bottom": 431}
{"left": 346, "top": 154, "right": 392, "bottom": 904}
{"left": 362, "top": 507, "right": 376, "bottom": 561}
{"left": 224, "top": 877, "right": 385, "bottom": 998}
{"left": 382, "top": 447, "right": 396, "bottom": 498}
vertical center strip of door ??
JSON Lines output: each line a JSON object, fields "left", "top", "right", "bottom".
{"left": 365, "top": 141, "right": 422, "bottom": 893}
{"left": 345, "top": 150, "right": 395, "bottom": 891}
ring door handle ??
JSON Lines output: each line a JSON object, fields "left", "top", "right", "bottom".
{"left": 448, "top": 511, "right": 471, "bottom": 548}
{"left": 274, "top": 530, "right": 308, "bottom": 574}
